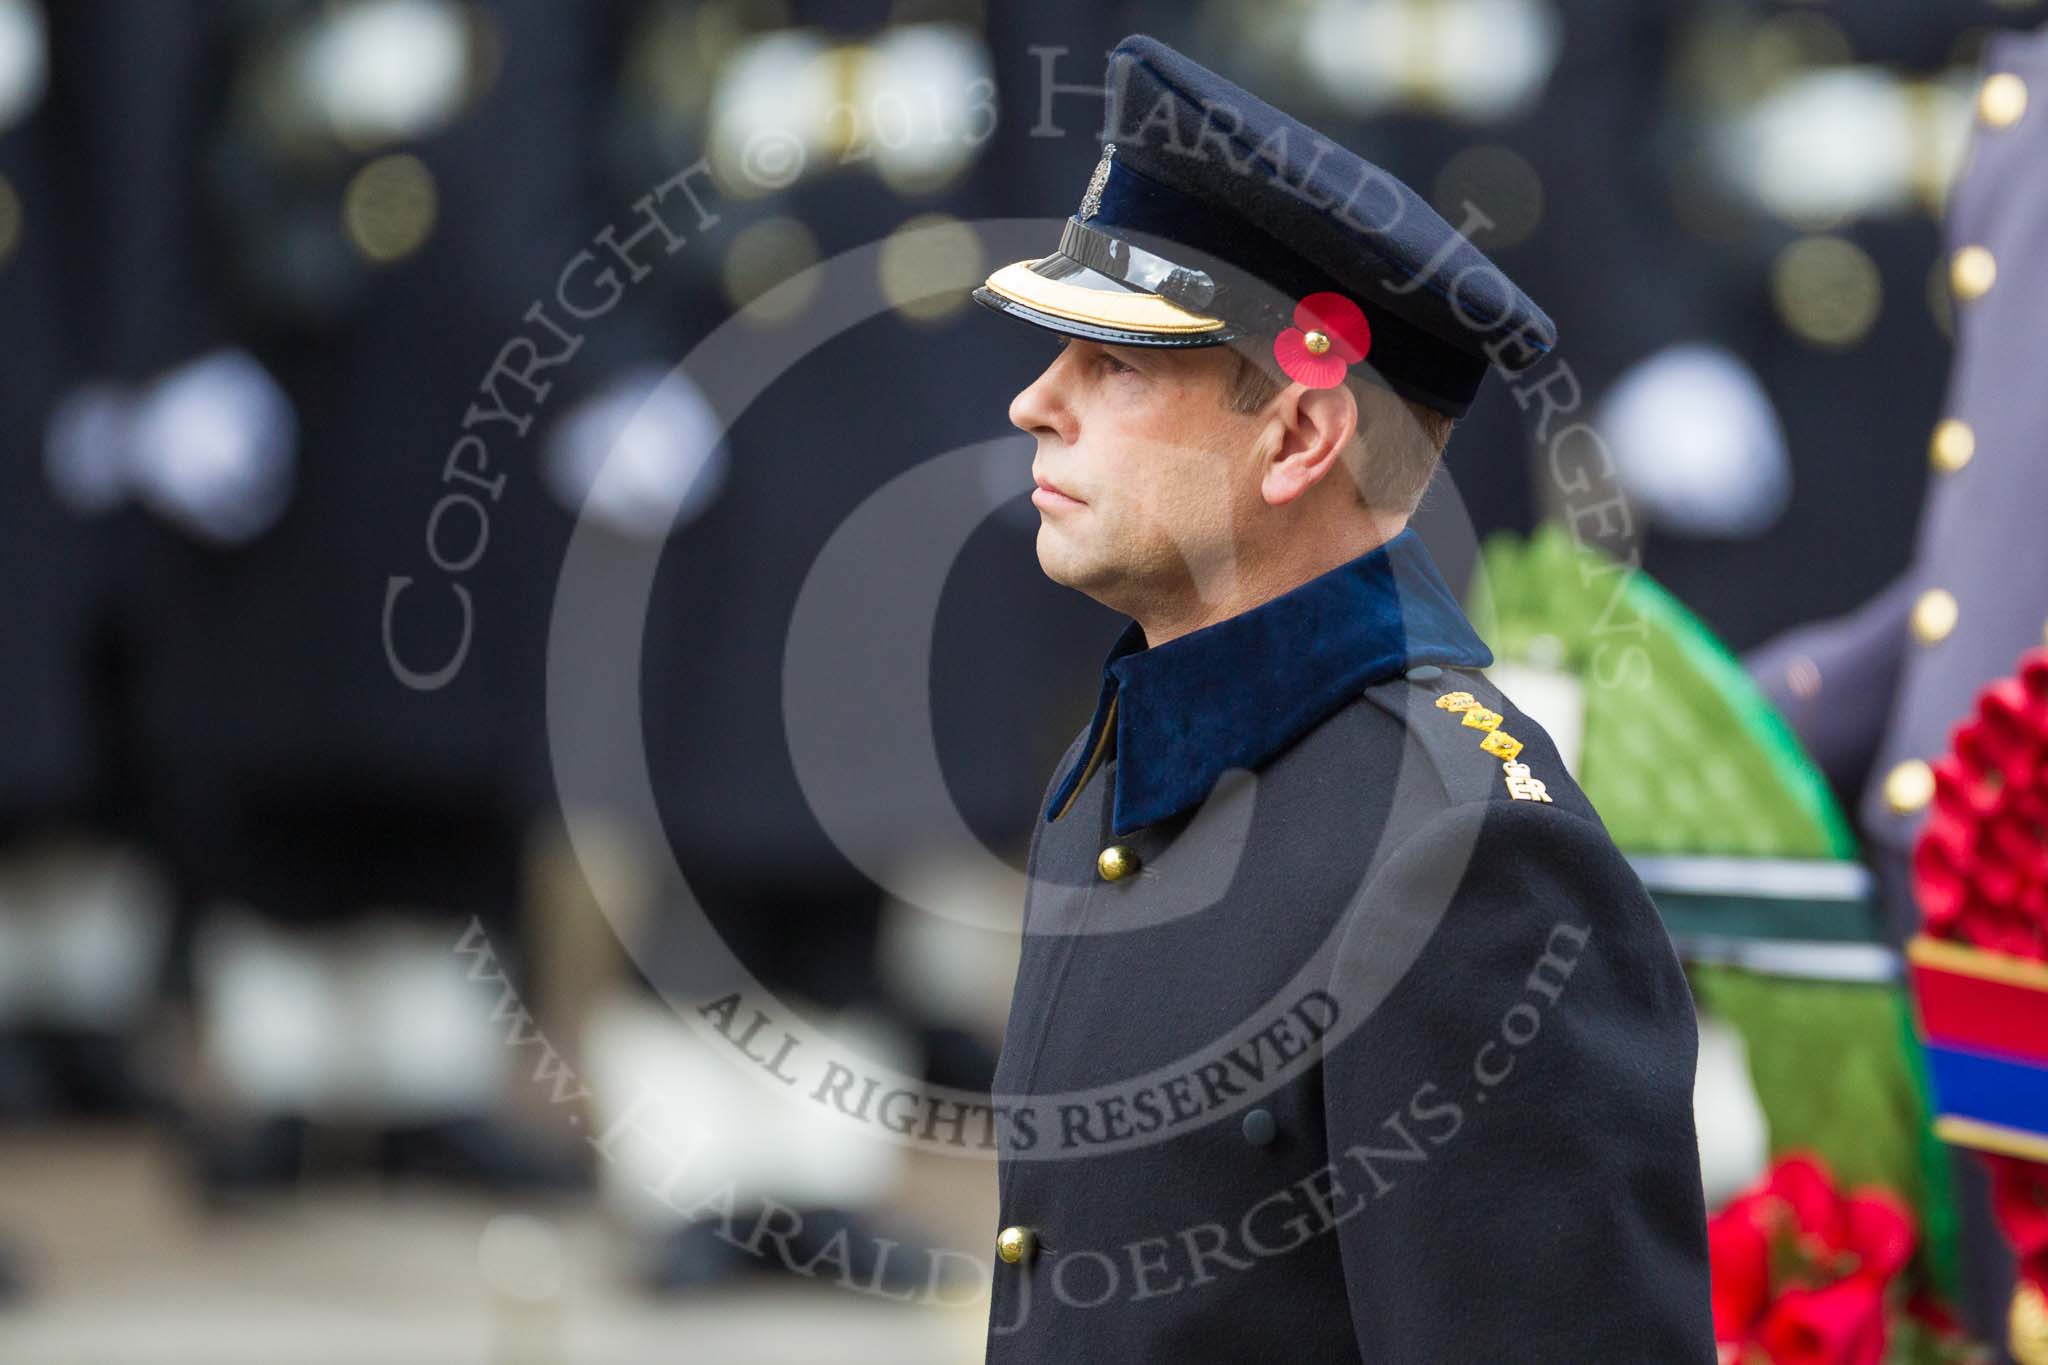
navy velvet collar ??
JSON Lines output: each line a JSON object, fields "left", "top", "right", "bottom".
{"left": 1045, "top": 528, "right": 1492, "bottom": 834}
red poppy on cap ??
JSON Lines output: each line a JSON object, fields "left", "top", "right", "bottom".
{"left": 1273, "top": 292, "right": 1372, "bottom": 388}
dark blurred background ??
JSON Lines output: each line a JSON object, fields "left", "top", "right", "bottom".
{"left": 0, "top": 0, "right": 2035, "bottom": 1359}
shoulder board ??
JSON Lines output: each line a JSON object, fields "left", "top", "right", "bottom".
{"left": 1360, "top": 667, "right": 1561, "bottom": 809}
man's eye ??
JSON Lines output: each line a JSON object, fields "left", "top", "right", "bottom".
{"left": 1099, "top": 352, "right": 1136, "bottom": 374}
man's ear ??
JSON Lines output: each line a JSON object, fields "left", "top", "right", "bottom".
{"left": 1259, "top": 381, "right": 1359, "bottom": 507}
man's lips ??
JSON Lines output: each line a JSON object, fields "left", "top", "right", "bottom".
{"left": 1032, "top": 474, "right": 1084, "bottom": 507}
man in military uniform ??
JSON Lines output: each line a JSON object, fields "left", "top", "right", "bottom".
{"left": 965, "top": 35, "right": 1714, "bottom": 1362}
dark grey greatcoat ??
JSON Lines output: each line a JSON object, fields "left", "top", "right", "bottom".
{"left": 984, "top": 528, "right": 1715, "bottom": 1362}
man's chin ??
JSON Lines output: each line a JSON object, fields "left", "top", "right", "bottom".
{"left": 1033, "top": 524, "right": 1103, "bottom": 594}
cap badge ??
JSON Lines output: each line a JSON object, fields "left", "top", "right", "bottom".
{"left": 1078, "top": 143, "right": 1115, "bottom": 221}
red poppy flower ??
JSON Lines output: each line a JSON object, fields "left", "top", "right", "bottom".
{"left": 1755, "top": 1279, "right": 1888, "bottom": 1365}
{"left": 1768, "top": 1154, "right": 1847, "bottom": 1250}
{"left": 1707, "top": 1153, "right": 1919, "bottom": 1363}
{"left": 1841, "top": 1190, "right": 1916, "bottom": 1283}
{"left": 1708, "top": 1196, "right": 1772, "bottom": 1344}
{"left": 1272, "top": 291, "right": 1372, "bottom": 388}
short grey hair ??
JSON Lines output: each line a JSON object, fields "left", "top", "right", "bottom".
{"left": 1222, "top": 349, "right": 1454, "bottom": 516}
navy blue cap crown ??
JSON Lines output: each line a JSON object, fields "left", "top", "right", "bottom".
{"left": 974, "top": 35, "right": 1557, "bottom": 418}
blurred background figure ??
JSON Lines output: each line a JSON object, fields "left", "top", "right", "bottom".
{"left": 48, "top": 0, "right": 604, "bottom": 1198}
{"left": 0, "top": 0, "right": 2042, "bottom": 1360}
{"left": 1746, "top": 22, "right": 2048, "bottom": 1348}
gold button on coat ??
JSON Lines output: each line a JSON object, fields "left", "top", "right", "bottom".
{"left": 1097, "top": 844, "right": 1139, "bottom": 881}
{"left": 1930, "top": 419, "right": 1975, "bottom": 473}
{"left": 1912, "top": 588, "right": 1959, "bottom": 645}
{"left": 1884, "top": 760, "right": 1935, "bottom": 815}
{"left": 1980, "top": 72, "right": 2029, "bottom": 130}
{"left": 996, "top": 1225, "right": 1036, "bottom": 1264}
{"left": 1953, "top": 246, "right": 1998, "bottom": 302}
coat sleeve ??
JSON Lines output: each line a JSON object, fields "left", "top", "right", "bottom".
{"left": 1320, "top": 797, "right": 1716, "bottom": 1363}
{"left": 1741, "top": 571, "right": 1916, "bottom": 811}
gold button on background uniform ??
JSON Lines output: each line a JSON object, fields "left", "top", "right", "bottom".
{"left": 1952, "top": 246, "right": 1998, "bottom": 302}
{"left": 1097, "top": 845, "right": 1139, "bottom": 881}
{"left": 1884, "top": 759, "right": 1935, "bottom": 815}
{"left": 342, "top": 153, "right": 438, "bottom": 264}
{"left": 1930, "top": 419, "right": 1975, "bottom": 474}
{"left": 1912, "top": 588, "right": 1959, "bottom": 645}
{"left": 996, "top": 1225, "right": 1035, "bottom": 1264}
{"left": 1979, "top": 72, "right": 2030, "bottom": 130}
{"left": 2011, "top": 1279, "right": 2048, "bottom": 1365}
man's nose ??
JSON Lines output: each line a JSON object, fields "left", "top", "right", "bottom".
{"left": 1008, "top": 354, "right": 1077, "bottom": 445}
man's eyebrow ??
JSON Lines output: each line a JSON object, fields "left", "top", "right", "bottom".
{"left": 1054, "top": 335, "right": 1147, "bottom": 367}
